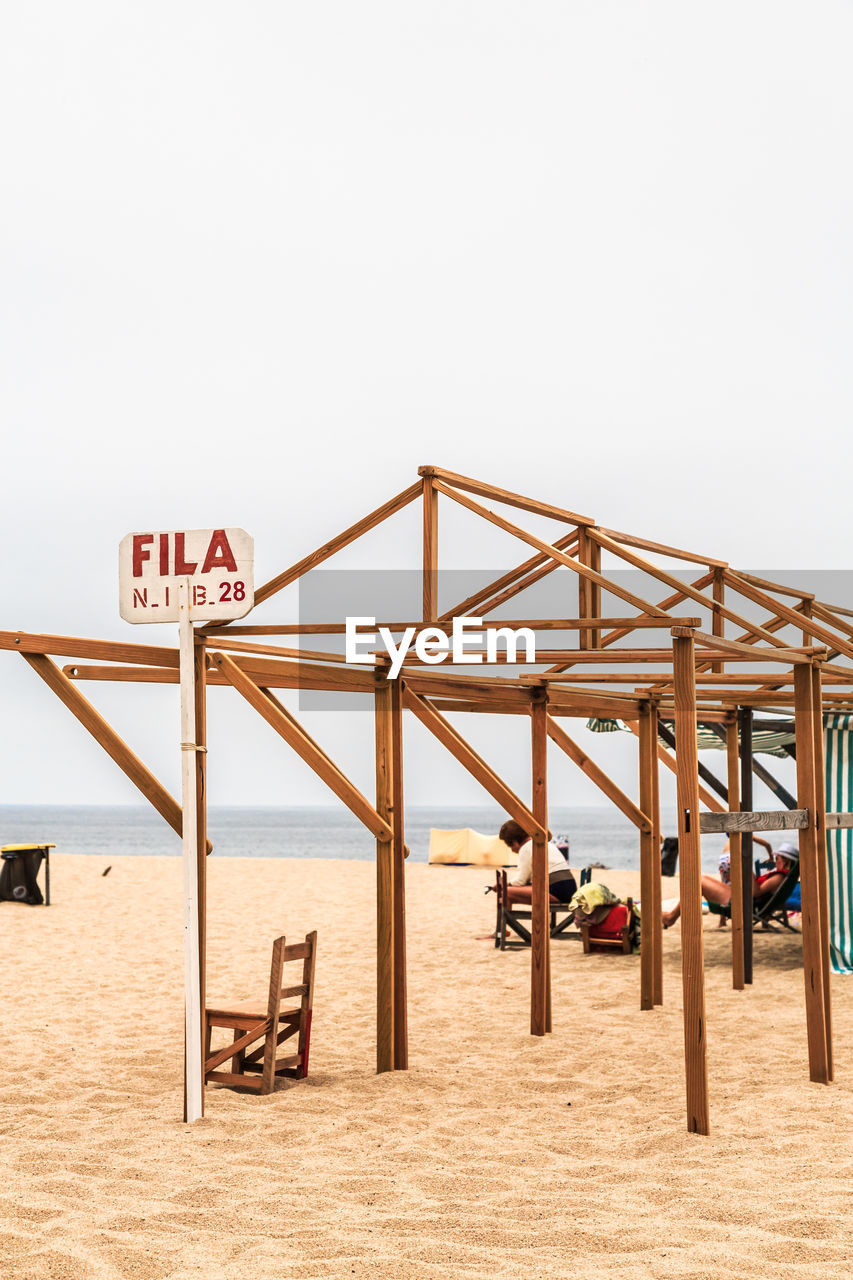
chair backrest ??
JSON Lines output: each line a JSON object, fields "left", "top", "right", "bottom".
{"left": 266, "top": 931, "right": 317, "bottom": 1020}
{"left": 754, "top": 862, "right": 800, "bottom": 922}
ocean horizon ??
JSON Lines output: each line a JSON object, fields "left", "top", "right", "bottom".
{"left": 0, "top": 802, "right": 733, "bottom": 874}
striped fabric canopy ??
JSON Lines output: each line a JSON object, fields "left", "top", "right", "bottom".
{"left": 825, "top": 714, "right": 853, "bottom": 973}
{"left": 586, "top": 717, "right": 795, "bottom": 758}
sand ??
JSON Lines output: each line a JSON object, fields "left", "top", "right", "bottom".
{"left": 2, "top": 853, "right": 852, "bottom": 1280}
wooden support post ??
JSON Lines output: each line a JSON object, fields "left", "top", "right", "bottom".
{"left": 793, "top": 663, "right": 830, "bottom": 1084}
{"left": 673, "top": 634, "right": 710, "bottom": 1135}
{"left": 650, "top": 702, "right": 663, "bottom": 1006}
{"left": 812, "top": 664, "right": 832, "bottom": 1080}
{"left": 374, "top": 672, "right": 395, "bottom": 1074}
{"left": 711, "top": 569, "right": 725, "bottom": 674}
{"left": 739, "top": 708, "right": 754, "bottom": 985}
{"left": 194, "top": 637, "right": 208, "bottom": 1097}
{"left": 178, "top": 583, "right": 203, "bottom": 1124}
{"left": 391, "top": 677, "right": 408, "bottom": 1070}
{"left": 638, "top": 705, "right": 656, "bottom": 1011}
{"left": 530, "top": 692, "right": 550, "bottom": 1036}
{"left": 725, "top": 716, "right": 745, "bottom": 991}
{"left": 423, "top": 477, "right": 438, "bottom": 623}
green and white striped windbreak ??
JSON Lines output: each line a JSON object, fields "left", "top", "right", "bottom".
{"left": 825, "top": 714, "right": 853, "bottom": 974}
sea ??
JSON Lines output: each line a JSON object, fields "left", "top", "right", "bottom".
{"left": 0, "top": 804, "right": 732, "bottom": 875}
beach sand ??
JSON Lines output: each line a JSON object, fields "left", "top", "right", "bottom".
{"left": 2, "top": 853, "right": 852, "bottom": 1279}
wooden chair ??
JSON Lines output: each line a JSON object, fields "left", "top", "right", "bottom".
{"left": 493, "top": 870, "right": 577, "bottom": 950}
{"left": 205, "top": 932, "right": 317, "bottom": 1094}
{"left": 580, "top": 899, "right": 636, "bottom": 954}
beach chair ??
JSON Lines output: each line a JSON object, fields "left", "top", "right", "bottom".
{"left": 493, "top": 870, "right": 576, "bottom": 950}
{"left": 580, "top": 899, "right": 636, "bottom": 954}
{"left": 205, "top": 932, "right": 317, "bottom": 1094}
{"left": 707, "top": 861, "right": 801, "bottom": 932}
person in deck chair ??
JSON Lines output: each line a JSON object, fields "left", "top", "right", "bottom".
{"left": 497, "top": 820, "right": 577, "bottom": 904}
{"left": 662, "top": 841, "right": 798, "bottom": 928}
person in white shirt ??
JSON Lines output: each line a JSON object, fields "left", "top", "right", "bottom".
{"left": 498, "top": 820, "right": 577, "bottom": 904}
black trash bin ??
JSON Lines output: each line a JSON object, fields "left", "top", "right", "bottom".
{"left": 0, "top": 844, "right": 53, "bottom": 905}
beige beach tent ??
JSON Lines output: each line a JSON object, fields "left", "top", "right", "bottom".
{"left": 428, "top": 827, "right": 515, "bottom": 867}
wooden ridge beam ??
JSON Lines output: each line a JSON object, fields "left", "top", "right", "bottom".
{"left": 211, "top": 653, "right": 393, "bottom": 840}
{"left": 725, "top": 571, "right": 853, "bottom": 665}
{"left": 588, "top": 530, "right": 796, "bottom": 651}
{"left": 402, "top": 688, "right": 546, "bottom": 837}
{"left": 595, "top": 526, "right": 727, "bottom": 569}
{"left": 419, "top": 465, "right": 595, "bottom": 527}
{"left": 432, "top": 480, "right": 670, "bottom": 619}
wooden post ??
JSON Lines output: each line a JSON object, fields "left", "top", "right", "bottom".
{"left": 811, "top": 664, "right": 832, "bottom": 1080}
{"left": 638, "top": 703, "right": 656, "bottom": 1011}
{"left": 711, "top": 569, "right": 725, "bottom": 674}
{"left": 794, "top": 664, "right": 830, "bottom": 1084}
{"left": 739, "top": 707, "right": 754, "bottom": 985}
{"left": 650, "top": 701, "right": 663, "bottom": 1006}
{"left": 530, "top": 691, "right": 550, "bottom": 1036}
{"left": 194, "top": 636, "right": 208, "bottom": 1096}
{"left": 725, "top": 715, "right": 745, "bottom": 991}
{"left": 178, "top": 581, "right": 203, "bottom": 1123}
{"left": 423, "top": 476, "right": 438, "bottom": 623}
{"left": 374, "top": 669, "right": 395, "bottom": 1074}
{"left": 391, "top": 677, "right": 408, "bottom": 1070}
{"left": 673, "top": 634, "right": 710, "bottom": 1135}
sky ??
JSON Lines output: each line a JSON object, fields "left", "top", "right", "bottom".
{"left": 2, "top": 2, "right": 851, "bottom": 819}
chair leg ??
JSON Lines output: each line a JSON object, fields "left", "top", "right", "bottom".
{"left": 231, "top": 1029, "right": 245, "bottom": 1076}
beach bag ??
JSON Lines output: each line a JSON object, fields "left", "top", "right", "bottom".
{"left": 0, "top": 850, "right": 44, "bottom": 905}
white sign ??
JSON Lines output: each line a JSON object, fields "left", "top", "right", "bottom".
{"left": 119, "top": 527, "right": 254, "bottom": 623}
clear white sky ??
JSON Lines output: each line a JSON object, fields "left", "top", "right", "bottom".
{"left": 2, "top": 3, "right": 850, "bottom": 814}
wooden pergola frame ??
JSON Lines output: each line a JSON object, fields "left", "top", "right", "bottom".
{"left": 4, "top": 464, "right": 850, "bottom": 1134}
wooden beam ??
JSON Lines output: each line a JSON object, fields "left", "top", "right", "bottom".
{"left": 650, "top": 702, "right": 662, "bottom": 1006}
{"left": 374, "top": 674, "right": 395, "bottom": 1075}
{"left": 211, "top": 653, "right": 393, "bottom": 840}
{"left": 595, "top": 526, "right": 727, "bottom": 569}
{"left": 530, "top": 693, "right": 550, "bottom": 1037}
{"left": 438, "top": 533, "right": 579, "bottom": 622}
{"left": 419, "top": 465, "right": 595, "bottom": 526}
{"left": 422, "top": 476, "right": 438, "bottom": 623}
{"left": 390, "top": 676, "right": 408, "bottom": 1071}
{"left": 1, "top": 629, "right": 179, "bottom": 668}
{"left": 725, "top": 571, "right": 853, "bottom": 665}
{"left": 698, "top": 810, "right": 809, "bottom": 833}
{"left": 811, "top": 664, "right": 832, "bottom": 1080}
{"left": 402, "top": 688, "right": 546, "bottom": 837}
{"left": 432, "top": 480, "right": 670, "bottom": 619}
{"left": 253, "top": 481, "right": 422, "bottom": 605}
{"left": 546, "top": 716, "right": 651, "bottom": 832}
{"left": 673, "top": 634, "right": 710, "bottom": 1135}
{"left": 739, "top": 708, "right": 754, "bottom": 985}
{"left": 21, "top": 653, "right": 187, "bottom": 842}
{"left": 193, "top": 636, "right": 208, "bottom": 1100}
{"left": 725, "top": 718, "right": 745, "bottom": 991}
{"left": 638, "top": 705, "right": 657, "bottom": 1011}
{"left": 625, "top": 721, "right": 727, "bottom": 814}
{"left": 793, "top": 664, "right": 830, "bottom": 1084}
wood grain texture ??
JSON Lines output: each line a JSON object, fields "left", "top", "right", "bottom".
{"left": 374, "top": 676, "right": 395, "bottom": 1074}
{"left": 673, "top": 635, "right": 710, "bottom": 1135}
{"left": 547, "top": 716, "right": 651, "bottom": 832}
{"left": 697, "top": 811, "right": 809, "bottom": 833}
{"left": 725, "top": 719, "right": 745, "bottom": 991}
{"left": 422, "top": 477, "right": 438, "bottom": 623}
{"left": 530, "top": 695, "right": 550, "bottom": 1037}
{"left": 638, "top": 707, "right": 656, "bottom": 1011}
{"left": 793, "top": 665, "right": 830, "bottom": 1085}
{"left": 419, "top": 465, "right": 595, "bottom": 526}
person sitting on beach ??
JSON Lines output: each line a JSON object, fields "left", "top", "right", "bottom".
{"left": 497, "top": 819, "right": 578, "bottom": 903}
{"left": 662, "top": 841, "right": 798, "bottom": 929}
{"left": 714, "top": 834, "right": 773, "bottom": 928}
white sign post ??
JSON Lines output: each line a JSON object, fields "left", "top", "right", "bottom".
{"left": 119, "top": 528, "right": 254, "bottom": 1123}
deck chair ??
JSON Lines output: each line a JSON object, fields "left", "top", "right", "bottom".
{"left": 493, "top": 870, "right": 576, "bottom": 950}
{"left": 205, "top": 932, "right": 317, "bottom": 1094}
{"left": 707, "top": 861, "right": 801, "bottom": 932}
{"left": 580, "top": 899, "right": 636, "bottom": 954}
